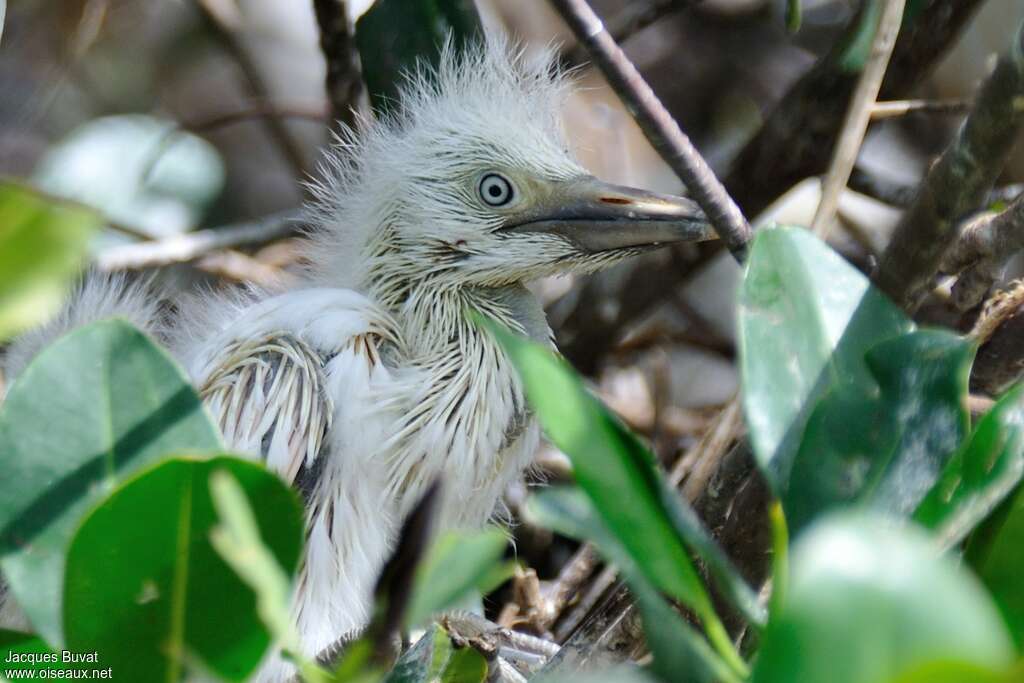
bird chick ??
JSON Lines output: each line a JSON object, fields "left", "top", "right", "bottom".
{"left": 1, "top": 36, "right": 713, "bottom": 682}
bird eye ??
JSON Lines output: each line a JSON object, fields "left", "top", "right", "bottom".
{"left": 478, "top": 173, "right": 515, "bottom": 207}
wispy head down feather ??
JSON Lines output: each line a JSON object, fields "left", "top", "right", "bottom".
{"left": 302, "top": 35, "right": 585, "bottom": 298}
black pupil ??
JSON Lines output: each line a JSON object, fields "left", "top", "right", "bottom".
{"left": 488, "top": 184, "right": 503, "bottom": 198}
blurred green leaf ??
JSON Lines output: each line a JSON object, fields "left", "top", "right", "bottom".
{"left": 482, "top": 319, "right": 714, "bottom": 620}
{"left": 355, "top": 0, "right": 482, "bottom": 114}
{"left": 785, "top": 0, "right": 801, "bottom": 33}
{"left": 33, "top": 114, "right": 224, "bottom": 244}
{"left": 967, "top": 469, "right": 1024, "bottom": 648}
{"left": 0, "top": 2, "right": 6, "bottom": 45}
{"left": 0, "top": 182, "right": 101, "bottom": 341}
{"left": 383, "top": 626, "right": 487, "bottom": 683}
{"left": 836, "top": 0, "right": 881, "bottom": 72}
{"left": 886, "top": 660, "right": 1019, "bottom": 683}
{"left": 916, "top": 384, "right": 1024, "bottom": 547}
{"left": 739, "top": 227, "right": 972, "bottom": 532}
{"left": 0, "top": 319, "right": 222, "bottom": 645}
{"left": 63, "top": 456, "right": 304, "bottom": 682}
{"left": 526, "top": 487, "right": 742, "bottom": 683}
{"left": 752, "top": 514, "right": 1014, "bottom": 683}
{"left": 405, "top": 529, "right": 509, "bottom": 629}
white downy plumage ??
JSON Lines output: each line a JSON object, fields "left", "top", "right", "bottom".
{"left": 2, "top": 35, "right": 712, "bottom": 682}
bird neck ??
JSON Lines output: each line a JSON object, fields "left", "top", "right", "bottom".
{"left": 381, "top": 280, "right": 549, "bottom": 360}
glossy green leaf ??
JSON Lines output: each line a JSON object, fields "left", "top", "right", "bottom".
{"left": 383, "top": 626, "right": 487, "bottom": 683}
{"left": 405, "top": 529, "right": 509, "bottom": 629}
{"left": 63, "top": 456, "right": 304, "bottom": 682}
{"left": 784, "top": 330, "right": 972, "bottom": 530}
{"left": 916, "top": 384, "right": 1024, "bottom": 547}
{"left": 739, "top": 226, "right": 911, "bottom": 488}
{"left": 739, "top": 228, "right": 972, "bottom": 532}
{"left": 482, "top": 319, "right": 713, "bottom": 620}
{"left": 0, "top": 182, "right": 101, "bottom": 341}
{"left": 525, "top": 487, "right": 742, "bottom": 683}
{"left": 355, "top": 0, "right": 482, "bottom": 114}
{"left": 0, "top": 319, "right": 222, "bottom": 644}
{"left": 752, "top": 514, "right": 1014, "bottom": 683}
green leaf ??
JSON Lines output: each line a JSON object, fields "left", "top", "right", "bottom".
{"left": 525, "top": 487, "right": 742, "bottom": 683}
{"left": 783, "top": 330, "right": 972, "bottom": 530}
{"left": 0, "top": 319, "right": 222, "bottom": 645}
{"left": 785, "top": 0, "right": 802, "bottom": 33}
{"left": 739, "top": 227, "right": 971, "bottom": 532}
{"left": 916, "top": 384, "right": 1024, "bottom": 547}
{"left": 209, "top": 470, "right": 330, "bottom": 683}
{"left": 355, "top": 0, "right": 482, "bottom": 114}
{"left": 63, "top": 456, "right": 305, "bottom": 682}
{"left": 481, "top": 319, "right": 712, "bottom": 618}
{"left": 383, "top": 626, "right": 487, "bottom": 683}
{"left": 739, "top": 226, "right": 910, "bottom": 486}
{"left": 752, "top": 514, "right": 1014, "bottom": 683}
{"left": 836, "top": 0, "right": 881, "bottom": 72}
{"left": 885, "top": 660, "right": 1020, "bottom": 683}
{"left": 966, "top": 470, "right": 1024, "bottom": 648}
{"left": 405, "top": 529, "right": 509, "bottom": 629}
{"left": 0, "top": 182, "right": 102, "bottom": 341}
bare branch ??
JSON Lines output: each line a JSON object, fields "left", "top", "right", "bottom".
{"left": 969, "top": 281, "right": 1024, "bottom": 395}
{"left": 193, "top": 0, "right": 310, "bottom": 180}
{"left": 870, "top": 98, "right": 971, "bottom": 120}
{"left": 96, "top": 210, "right": 299, "bottom": 271}
{"left": 312, "top": 0, "right": 363, "bottom": 132}
{"left": 550, "top": 0, "right": 752, "bottom": 260}
{"left": 874, "top": 19, "right": 1024, "bottom": 311}
{"left": 811, "top": 0, "right": 906, "bottom": 238}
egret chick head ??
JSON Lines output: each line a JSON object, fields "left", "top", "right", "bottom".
{"left": 305, "top": 35, "right": 711, "bottom": 298}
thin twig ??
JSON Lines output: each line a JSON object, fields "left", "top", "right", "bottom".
{"left": 193, "top": 0, "right": 310, "bottom": 180}
{"left": 312, "top": 0, "right": 362, "bottom": 132}
{"left": 811, "top": 0, "right": 906, "bottom": 238}
{"left": 550, "top": 0, "right": 752, "bottom": 260}
{"left": 196, "top": 249, "right": 296, "bottom": 288}
{"left": 96, "top": 210, "right": 299, "bottom": 271}
{"left": 875, "top": 19, "right": 1024, "bottom": 312}
{"left": 537, "top": 544, "right": 599, "bottom": 633}
{"left": 870, "top": 98, "right": 971, "bottom": 119}
{"left": 678, "top": 397, "right": 744, "bottom": 500}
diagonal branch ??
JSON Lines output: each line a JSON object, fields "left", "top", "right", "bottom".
{"left": 550, "top": 0, "right": 752, "bottom": 260}
{"left": 874, "top": 19, "right": 1024, "bottom": 312}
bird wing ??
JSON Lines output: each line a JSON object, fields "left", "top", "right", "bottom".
{"left": 185, "top": 288, "right": 400, "bottom": 495}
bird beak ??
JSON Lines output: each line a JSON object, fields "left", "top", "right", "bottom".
{"left": 501, "top": 175, "right": 716, "bottom": 253}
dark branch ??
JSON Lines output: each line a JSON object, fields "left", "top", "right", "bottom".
{"left": 312, "top": 0, "right": 363, "bottom": 132}
{"left": 550, "top": 0, "right": 752, "bottom": 260}
{"left": 874, "top": 20, "right": 1024, "bottom": 311}
{"left": 725, "top": 0, "right": 988, "bottom": 218}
